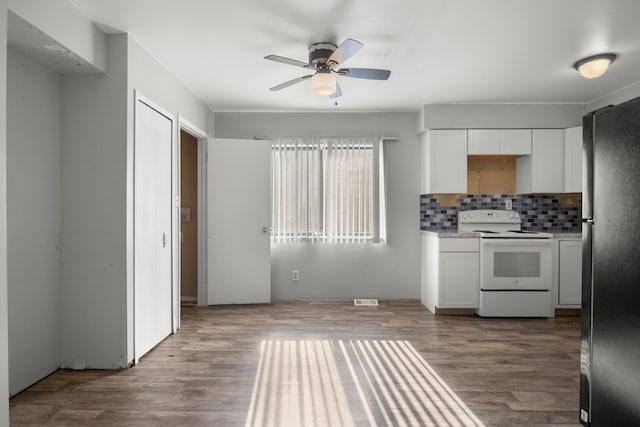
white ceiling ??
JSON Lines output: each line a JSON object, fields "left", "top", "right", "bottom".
{"left": 61, "top": 0, "right": 640, "bottom": 111}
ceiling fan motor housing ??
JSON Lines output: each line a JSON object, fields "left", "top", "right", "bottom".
{"left": 308, "top": 42, "right": 337, "bottom": 66}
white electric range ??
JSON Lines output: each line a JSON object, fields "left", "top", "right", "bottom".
{"left": 458, "top": 210, "right": 553, "bottom": 317}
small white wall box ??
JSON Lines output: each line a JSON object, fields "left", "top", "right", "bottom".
{"left": 181, "top": 206, "right": 191, "bottom": 222}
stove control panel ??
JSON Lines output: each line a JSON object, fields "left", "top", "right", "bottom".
{"left": 458, "top": 209, "right": 523, "bottom": 233}
{"left": 458, "top": 209, "right": 520, "bottom": 224}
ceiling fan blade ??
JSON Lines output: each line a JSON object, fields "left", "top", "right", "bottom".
{"left": 341, "top": 68, "right": 391, "bottom": 80}
{"left": 269, "top": 75, "right": 313, "bottom": 91}
{"left": 329, "top": 83, "right": 343, "bottom": 99}
{"left": 264, "top": 55, "right": 309, "bottom": 68}
{"left": 327, "top": 38, "right": 363, "bottom": 65}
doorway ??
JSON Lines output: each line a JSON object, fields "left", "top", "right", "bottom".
{"left": 180, "top": 130, "right": 198, "bottom": 305}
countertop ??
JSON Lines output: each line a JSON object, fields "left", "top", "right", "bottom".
{"left": 421, "top": 230, "right": 479, "bottom": 238}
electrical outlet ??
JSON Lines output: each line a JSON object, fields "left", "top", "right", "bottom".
{"left": 505, "top": 199, "right": 513, "bottom": 210}
{"left": 291, "top": 270, "right": 299, "bottom": 282}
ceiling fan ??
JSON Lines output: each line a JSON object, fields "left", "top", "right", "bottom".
{"left": 265, "top": 38, "right": 391, "bottom": 99}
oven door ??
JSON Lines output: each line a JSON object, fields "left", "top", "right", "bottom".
{"left": 481, "top": 239, "right": 553, "bottom": 290}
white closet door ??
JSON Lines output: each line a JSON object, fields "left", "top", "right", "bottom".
{"left": 207, "top": 138, "right": 271, "bottom": 304}
{"left": 134, "top": 98, "right": 173, "bottom": 360}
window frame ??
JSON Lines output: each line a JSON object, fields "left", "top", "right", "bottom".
{"left": 270, "top": 137, "right": 387, "bottom": 244}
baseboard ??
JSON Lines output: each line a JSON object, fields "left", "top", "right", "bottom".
{"left": 181, "top": 296, "right": 197, "bottom": 304}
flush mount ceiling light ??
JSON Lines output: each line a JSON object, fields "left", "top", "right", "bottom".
{"left": 574, "top": 53, "right": 617, "bottom": 79}
{"left": 310, "top": 70, "right": 336, "bottom": 96}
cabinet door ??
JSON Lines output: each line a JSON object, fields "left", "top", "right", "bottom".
{"left": 468, "top": 129, "right": 531, "bottom": 155}
{"left": 439, "top": 252, "right": 479, "bottom": 308}
{"left": 531, "top": 129, "right": 564, "bottom": 192}
{"left": 424, "top": 130, "right": 467, "bottom": 193}
{"left": 500, "top": 129, "right": 531, "bottom": 155}
{"left": 558, "top": 240, "right": 582, "bottom": 305}
{"left": 468, "top": 129, "right": 500, "bottom": 154}
{"left": 564, "top": 126, "right": 582, "bottom": 193}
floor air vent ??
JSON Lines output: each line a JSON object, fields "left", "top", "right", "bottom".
{"left": 353, "top": 298, "right": 379, "bottom": 307}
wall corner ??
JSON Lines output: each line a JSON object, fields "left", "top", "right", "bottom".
{"left": 0, "top": 0, "right": 10, "bottom": 425}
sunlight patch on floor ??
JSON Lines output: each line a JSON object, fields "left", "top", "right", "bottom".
{"left": 245, "top": 339, "right": 485, "bottom": 427}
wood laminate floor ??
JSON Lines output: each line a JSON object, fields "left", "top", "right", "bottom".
{"left": 9, "top": 301, "right": 581, "bottom": 426}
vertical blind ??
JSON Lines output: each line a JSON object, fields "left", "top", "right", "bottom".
{"left": 271, "top": 137, "right": 383, "bottom": 243}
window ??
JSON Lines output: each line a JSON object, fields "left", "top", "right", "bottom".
{"left": 271, "top": 137, "right": 387, "bottom": 244}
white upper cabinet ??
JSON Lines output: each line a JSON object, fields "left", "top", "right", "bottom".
{"left": 516, "top": 129, "right": 565, "bottom": 193}
{"left": 564, "top": 126, "right": 583, "bottom": 193}
{"left": 467, "top": 129, "right": 500, "bottom": 154}
{"left": 501, "top": 129, "right": 532, "bottom": 154}
{"left": 468, "top": 129, "right": 531, "bottom": 155}
{"left": 422, "top": 130, "right": 467, "bottom": 193}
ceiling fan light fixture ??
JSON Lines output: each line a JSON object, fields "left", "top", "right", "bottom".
{"left": 574, "top": 53, "right": 617, "bottom": 79}
{"left": 311, "top": 72, "right": 336, "bottom": 96}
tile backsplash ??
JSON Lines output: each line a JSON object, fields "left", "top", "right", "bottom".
{"left": 420, "top": 194, "right": 582, "bottom": 232}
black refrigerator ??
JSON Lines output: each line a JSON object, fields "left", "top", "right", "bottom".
{"left": 580, "top": 96, "right": 640, "bottom": 426}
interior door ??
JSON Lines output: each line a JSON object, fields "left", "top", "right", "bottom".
{"left": 134, "top": 97, "right": 174, "bottom": 360}
{"left": 207, "top": 138, "right": 271, "bottom": 304}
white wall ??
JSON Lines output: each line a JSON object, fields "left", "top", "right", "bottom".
{"left": 587, "top": 80, "right": 640, "bottom": 111}
{"left": 59, "top": 33, "right": 210, "bottom": 369}
{"left": 59, "top": 34, "right": 129, "bottom": 369}
{"left": 6, "top": 48, "right": 61, "bottom": 394}
{"left": 127, "top": 37, "right": 208, "bottom": 132}
{"left": 0, "top": 1, "right": 10, "bottom": 424}
{"left": 420, "top": 103, "right": 586, "bottom": 131}
{"left": 214, "top": 112, "right": 420, "bottom": 301}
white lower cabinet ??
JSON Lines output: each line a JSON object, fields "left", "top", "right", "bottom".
{"left": 439, "top": 252, "right": 479, "bottom": 307}
{"left": 421, "top": 233, "right": 479, "bottom": 313}
{"left": 557, "top": 239, "right": 582, "bottom": 307}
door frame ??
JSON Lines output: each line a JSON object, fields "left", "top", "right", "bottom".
{"left": 177, "top": 116, "right": 208, "bottom": 310}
